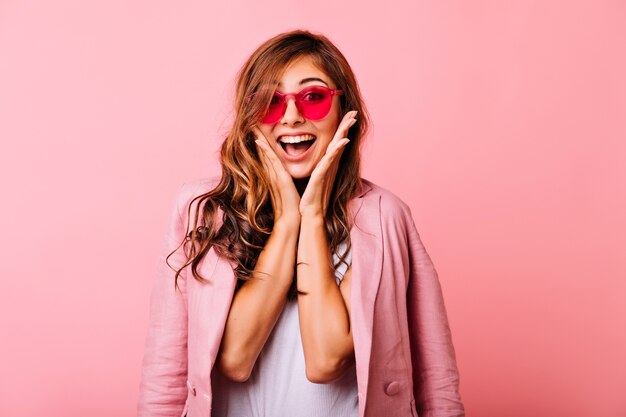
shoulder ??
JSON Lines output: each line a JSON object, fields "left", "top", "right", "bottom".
{"left": 359, "top": 178, "right": 413, "bottom": 223}
{"left": 172, "top": 175, "right": 222, "bottom": 219}
{"left": 178, "top": 175, "right": 221, "bottom": 199}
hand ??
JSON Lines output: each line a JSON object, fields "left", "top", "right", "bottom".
{"left": 299, "top": 110, "right": 358, "bottom": 218}
{"left": 252, "top": 125, "right": 302, "bottom": 227}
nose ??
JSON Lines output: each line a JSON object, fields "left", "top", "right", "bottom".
{"left": 280, "top": 97, "right": 304, "bottom": 125}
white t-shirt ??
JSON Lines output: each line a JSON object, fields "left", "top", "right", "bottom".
{"left": 211, "top": 241, "right": 357, "bottom": 417}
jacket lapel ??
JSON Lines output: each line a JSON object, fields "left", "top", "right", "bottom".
{"left": 348, "top": 180, "right": 383, "bottom": 414}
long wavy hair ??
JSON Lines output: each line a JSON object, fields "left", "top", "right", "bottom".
{"left": 168, "top": 29, "right": 371, "bottom": 300}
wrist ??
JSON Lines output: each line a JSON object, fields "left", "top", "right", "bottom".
{"left": 300, "top": 211, "right": 325, "bottom": 227}
{"left": 273, "top": 212, "right": 301, "bottom": 233}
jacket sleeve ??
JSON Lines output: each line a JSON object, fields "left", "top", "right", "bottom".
{"left": 137, "top": 184, "right": 191, "bottom": 417}
{"left": 404, "top": 205, "right": 465, "bottom": 417}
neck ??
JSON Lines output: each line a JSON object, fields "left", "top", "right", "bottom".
{"left": 293, "top": 177, "right": 310, "bottom": 197}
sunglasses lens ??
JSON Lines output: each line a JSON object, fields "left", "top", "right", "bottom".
{"left": 261, "top": 96, "right": 286, "bottom": 124}
{"left": 260, "top": 86, "right": 335, "bottom": 124}
{"left": 299, "top": 87, "right": 333, "bottom": 120}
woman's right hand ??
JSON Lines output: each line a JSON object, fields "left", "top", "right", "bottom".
{"left": 251, "top": 125, "right": 301, "bottom": 228}
{"left": 218, "top": 127, "right": 302, "bottom": 382}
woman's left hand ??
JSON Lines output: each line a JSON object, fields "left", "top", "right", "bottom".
{"left": 299, "top": 110, "right": 358, "bottom": 218}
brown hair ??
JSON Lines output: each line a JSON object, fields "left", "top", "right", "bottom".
{"left": 168, "top": 29, "right": 371, "bottom": 300}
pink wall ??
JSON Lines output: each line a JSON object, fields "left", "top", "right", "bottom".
{"left": 1, "top": 1, "right": 624, "bottom": 416}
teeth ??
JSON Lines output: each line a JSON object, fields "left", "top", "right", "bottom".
{"left": 278, "top": 134, "right": 316, "bottom": 144}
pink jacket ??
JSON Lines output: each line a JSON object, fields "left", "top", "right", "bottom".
{"left": 137, "top": 176, "right": 465, "bottom": 417}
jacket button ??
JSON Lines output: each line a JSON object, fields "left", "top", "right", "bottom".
{"left": 384, "top": 381, "right": 400, "bottom": 396}
{"left": 186, "top": 380, "right": 196, "bottom": 396}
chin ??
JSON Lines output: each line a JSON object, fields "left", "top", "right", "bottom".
{"left": 286, "top": 169, "right": 313, "bottom": 180}
{"left": 281, "top": 162, "right": 314, "bottom": 179}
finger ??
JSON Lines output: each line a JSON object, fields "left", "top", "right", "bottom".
{"left": 252, "top": 124, "right": 286, "bottom": 172}
{"left": 323, "top": 138, "right": 350, "bottom": 166}
{"left": 255, "top": 141, "right": 272, "bottom": 177}
{"left": 302, "top": 138, "right": 349, "bottom": 215}
{"left": 328, "top": 111, "right": 357, "bottom": 149}
{"left": 254, "top": 138, "right": 292, "bottom": 206}
{"left": 251, "top": 128, "right": 285, "bottom": 170}
{"left": 256, "top": 143, "right": 293, "bottom": 195}
{"left": 255, "top": 141, "right": 283, "bottom": 209}
{"left": 255, "top": 140, "right": 282, "bottom": 187}
{"left": 255, "top": 138, "right": 282, "bottom": 168}
{"left": 328, "top": 114, "right": 353, "bottom": 148}
{"left": 252, "top": 125, "right": 273, "bottom": 168}
{"left": 310, "top": 138, "right": 350, "bottom": 179}
{"left": 251, "top": 124, "right": 268, "bottom": 144}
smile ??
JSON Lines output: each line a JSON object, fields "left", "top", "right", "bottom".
{"left": 278, "top": 134, "right": 317, "bottom": 159}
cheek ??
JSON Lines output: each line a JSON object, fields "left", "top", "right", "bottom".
{"left": 257, "top": 127, "right": 278, "bottom": 149}
{"left": 320, "top": 119, "right": 340, "bottom": 142}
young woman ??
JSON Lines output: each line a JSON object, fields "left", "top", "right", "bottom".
{"left": 137, "top": 29, "right": 465, "bottom": 417}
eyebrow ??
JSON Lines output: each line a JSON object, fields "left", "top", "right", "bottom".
{"left": 277, "top": 77, "right": 329, "bottom": 87}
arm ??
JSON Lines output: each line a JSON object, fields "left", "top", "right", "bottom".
{"left": 137, "top": 184, "right": 192, "bottom": 417}
{"left": 404, "top": 206, "right": 465, "bottom": 417}
{"left": 243, "top": 112, "right": 357, "bottom": 384}
{"left": 296, "top": 213, "right": 355, "bottom": 383}
{"left": 292, "top": 112, "right": 357, "bottom": 384}
{"left": 216, "top": 216, "right": 300, "bottom": 382}
{"left": 216, "top": 125, "right": 303, "bottom": 382}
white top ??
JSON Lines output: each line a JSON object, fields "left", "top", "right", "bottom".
{"left": 211, "top": 241, "right": 358, "bottom": 417}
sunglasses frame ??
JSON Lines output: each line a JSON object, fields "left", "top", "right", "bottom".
{"left": 247, "top": 85, "right": 344, "bottom": 125}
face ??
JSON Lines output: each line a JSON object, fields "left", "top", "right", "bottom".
{"left": 256, "top": 55, "right": 342, "bottom": 179}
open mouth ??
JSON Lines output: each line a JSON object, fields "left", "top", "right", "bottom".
{"left": 278, "top": 134, "right": 317, "bottom": 157}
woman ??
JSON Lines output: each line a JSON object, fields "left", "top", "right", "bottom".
{"left": 137, "top": 29, "right": 465, "bottom": 417}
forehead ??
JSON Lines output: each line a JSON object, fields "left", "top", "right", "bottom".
{"left": 267, "top": 56, "right": 333, "bottom": 91}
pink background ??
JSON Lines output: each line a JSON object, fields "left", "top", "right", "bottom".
{"left": 1, "top": 1, "right": 624, "bottom": 416}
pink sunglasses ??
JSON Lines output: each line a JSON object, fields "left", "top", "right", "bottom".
{"left": 247, "top": 85, "right": 344, "bottom": 125}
